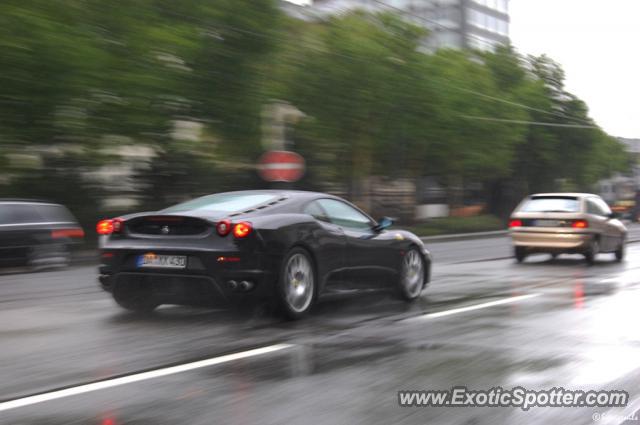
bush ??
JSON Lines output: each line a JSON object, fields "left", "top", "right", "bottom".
{"left": 405, "top": 215, "right": 505, "bottom": 237}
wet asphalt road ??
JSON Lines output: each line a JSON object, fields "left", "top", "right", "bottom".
{"left": 2, "top": 233, "right": 640, "bottom": 425}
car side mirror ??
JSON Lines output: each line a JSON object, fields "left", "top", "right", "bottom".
{"left": 373, "top": 216, "right": 394, "bottom": 232}
{"left": 607, "top": 211, "right": 618, "bottom": 219}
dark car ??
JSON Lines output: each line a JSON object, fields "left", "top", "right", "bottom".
{"left": 0, "top": 199, "right": 84, "bottom": 269}
{"left": 97, "top": 190, "right": 432, "bottom": 319}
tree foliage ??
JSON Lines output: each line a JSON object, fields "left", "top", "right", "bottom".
{"left": 0, "top": 3, "right": 631, "bottom": 223}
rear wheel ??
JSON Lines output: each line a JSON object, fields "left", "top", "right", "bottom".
{"left": 114, "top": 297, "right": 158, "bottom": 313}
{"left": 514, "top": 247, "right": 526, "bottom": 263}
{"left": 584, "top": 238, "right": 599, "bottom": 265}
{"left": 398, "top": 249, "right": 425, "bottom": 301}
{"left": 28, "top": 244, "right": 70, "bottom": 271}
{"left": 615, "top": 237, "right": 625, "bottom": 262}
{"left": 277, "top": 248, "right": 316, "bottom": 320}
{"left": 112, "top": 279, "right": 158, "bottom": 314}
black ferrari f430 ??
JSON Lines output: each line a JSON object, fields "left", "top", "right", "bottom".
{"left": 98, "top": 190, "right": 431, "bottom": 319}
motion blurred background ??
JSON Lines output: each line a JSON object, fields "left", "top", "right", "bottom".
{"left": 0, "top": 0, "right": 634, "bottom": 241}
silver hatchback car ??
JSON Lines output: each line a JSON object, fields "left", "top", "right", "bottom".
{"left": 509, "top": 193, "right": 627, "bottom": 264}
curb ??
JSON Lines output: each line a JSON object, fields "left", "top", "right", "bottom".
{"left": 420, "top": 230, "right": 507, "bottom": 243}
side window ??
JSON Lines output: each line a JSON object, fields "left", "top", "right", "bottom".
{"left": 586, "top": 199, "right": 600, "bottom": 216}
{"left": 304, "top": 201, "right": 330, "bottom": 222}
{"left": 591, "top": 198, "right": 612, "bottom": 216}
{"left": 316, "top": 199, "right": 372, "bottom": 230}
{"left": 4, "top": 204, "right": 44, "bottom": 224}
{"left": 0, "top": 205, "right": 10, "bottom": 225}
{"left": 34, "top": 204, "right": 76, "bottom": 223}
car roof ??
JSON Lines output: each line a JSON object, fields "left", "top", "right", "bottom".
{"left": 190, "top": 190, "right": 340, "bottom": 203}
{"left": 159, "top": 190, "right": 345, "bottom": 218}
{"left": 210, "top": 189, "right": 327, "bottom": 197}
{"left": 529, "top": 193, "right": 599, "bottom": 199}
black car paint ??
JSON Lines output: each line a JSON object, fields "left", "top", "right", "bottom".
{"left": 98, "top": 190, "right": 431, "bottom": 307}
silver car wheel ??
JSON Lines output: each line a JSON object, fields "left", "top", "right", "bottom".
{"left": 284, "top": 253, "right": 314, "bottom": 313}
{"left": 401, "top": 250, "right": 424, "bottom": 298}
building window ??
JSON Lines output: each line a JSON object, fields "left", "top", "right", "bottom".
{"left": 497, "top": 19, "right": 508, "bottom": 35}
{"left": 473, "top": 0, "right": 508, "bottom": 13}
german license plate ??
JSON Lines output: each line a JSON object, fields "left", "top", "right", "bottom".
{"left": 137, "top": 253, "right": 186, "bottom": 269}
{"left": 534, "top": 219, "right": 561, "bottom": 227}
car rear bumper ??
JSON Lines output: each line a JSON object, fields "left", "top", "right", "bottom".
{"left": 98, "top": 247, "right": 278, "bottom": 305}
{"left": 510, "top": 230, "right": 594, "bottom": 251}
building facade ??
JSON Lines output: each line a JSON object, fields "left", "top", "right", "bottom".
{"left": 282, "top": 0, "right": 510, "bottom": 51}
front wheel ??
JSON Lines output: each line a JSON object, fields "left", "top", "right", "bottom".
{"left": 277, "top": 248, "right": 316, "bottom": 320}
{"left": 398, "top": 249, "right": 425, "bottom": 301}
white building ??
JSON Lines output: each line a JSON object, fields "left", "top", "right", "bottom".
{"left": 281, "top": 0, "right": 510, "bottom": 51}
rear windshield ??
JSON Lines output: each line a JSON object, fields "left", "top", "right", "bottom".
{"left": 34, "top": 204, "right": 76, "bottom": 222}
{"left": 0, "top": 203, "right": 76, "bottom": 224}
{"left": 519, "top": 197, "right": 580, "bottom": 213}
{"left": 163, "top": 193, "right": 277, "bottom": 213}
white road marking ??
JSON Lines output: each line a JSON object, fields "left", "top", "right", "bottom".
{"left": 408, "top": 293, "right": 541, "bottom": 321}
{"left": 0, "top": 343, "right": 293, "bottom": 412}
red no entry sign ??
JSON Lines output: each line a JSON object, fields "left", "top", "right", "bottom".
{"left": 258, "top": 150, "right": 305, "bottom": 182}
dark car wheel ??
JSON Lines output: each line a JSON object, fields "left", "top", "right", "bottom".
{"left": 112, "top": 280, "right": 158, "bottom": 314}
{"left": 28, "top": 244, "right": 70, "bottom": 271}
{"left": 114, "top": 297, "right": 159, "bottom": 314}
{"left": 584, "top": 238, "right": 599, "bottom": 265}
{"left": 398, "top": 248, "right": 425, "bottom": 301}
{"left": 277, "top": 247, "right": 316, "bottom": 320}
{"left": 514, "top": 247, "right": 526, "bottom": 263}
{"left": 615, "top": 237, "right": 625, "bottom": 262}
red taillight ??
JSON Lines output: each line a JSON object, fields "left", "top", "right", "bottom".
{"left": 217, "top": 256, "right": 241, "bottom": 262}
{"left": 97, "top": 218, "right": 124, "bottom": 235}
{"left": 97, "top": 219, "right": 114, "bottom": 235}
{"left": 112, "top": 218, "right": 124, "bottom": 233}
{"left": 51, "top": 228, "right": 85, "bottom": 239}
{"left": 572, "top": 219, "right": 589, "bottom": 229}
{"left": 216, "top": 220, "right": 232, "bottom": 236}
{"left": 509, "top": 219, "right": 522, "bottom": 228}
{"left": 233, "top": 222, "right": 253, "bottom": 238}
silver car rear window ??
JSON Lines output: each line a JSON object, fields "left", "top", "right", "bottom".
{"left": 519, "top": 197, "right": 580, "bottom": 213}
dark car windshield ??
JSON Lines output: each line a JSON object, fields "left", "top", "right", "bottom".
{"left": 519, "top": 196, "right": 580, "bottom": 213}
{"left": 163, "top": 193, "right": 277, "bottom": 213}
{"left": 0, "top": 203, "right": 76, "bottom": 224}
{"left": 34, "top": 204, "right": 77, "bottom": 222}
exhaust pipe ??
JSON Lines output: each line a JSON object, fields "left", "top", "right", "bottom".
{"left": 228, "top": 280, "right": 238, "bottom": 291}
{"left": 238, "top": 280, "right": 254, "bottom": 292}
